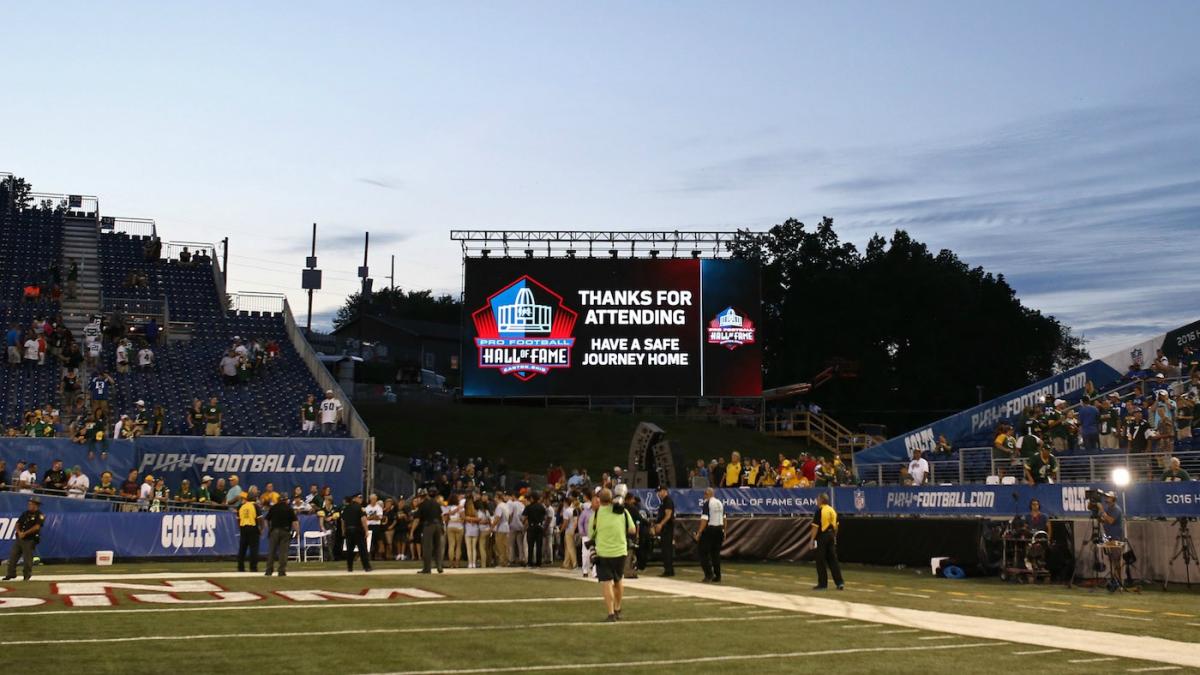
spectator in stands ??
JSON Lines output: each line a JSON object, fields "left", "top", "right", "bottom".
{"left": 61, "top": 366, "right": 82, "bottom": 409}
{"left": 1098, "top": 397, "right": 1121, "bottom": 450}
{"left": 93, "top": 472, "right": 117, "bottom": 499}
{"left": 898, "top": 465, "right": 914, "bottom": 486}
{"left": 1024, "top": 443, "right": 1059, "bottom": 485}
{"left": 185, "top": 398, "right": 204, "bottom": 436}
{"left": 1042, "top": 399, "right": 1069, "bottom": 453}
{"left": 907, "top": 448, "right": 930, "bottom": 486}
{"left": 42, "top": 460, "right": 68, "bottom": 493}
{"left": 66, "top": 259, "right": 79, "bottom": 299}
{"left": 179, "top": 247, "right": 192, "bottom": 265}
{"left": 1152, "top": 390, "right": 1177, "bottom": 454}
{"left": 1163, "top": 456, "right": 1192, "bottom": 482}
{"left": 17, "top": 463, "right": 36, "bottom": 494}
{"left": 0, "top": 460, "right": 7, "bottom": 489}
{"left": 218, "top": 350, "right": 240, "bottom": 386}
{"left": 318, "top": 390, "right": 343, "bottom": 435}
{"left": 204, "top": 396, "right": 223, "bottom": 436}
{"left": 66, "top": 466, "right": 89, "bottom": 498}
{"left": 22, "top": 332, "right": 39, "bottom": 370}
{"left": 1127, "top": 408, "right": 1151, "bottom": 453}
{"left": 120, "top": 469, "right": 139, "bottom": 503}
{"left": 815, "top": 457, "right": 837, "bottom": 487}
{"left": 935, "top": 434, "right": 952, "bottom": 455}
{"left": 144, "top": 317, "right": 159, "bottom": 345}
{"left": 112, "top": 414, "right": 132, "bottom": 440}
{"left": 5, "top": 324, "right": 21, "bottom": 369}
{"left": 115, "top": 338, "right": 132, "bottom": 374}
{"left": 150, "top": 404, "right": 165, "bottom": 435}
{"left": 137, "top": 343, "right": 154, "bottom": 372}
{"left": 176, "top": 479, "right": 195, "bottom": 504}
{"left": 300, "top": 394, "right": 317, "bottom": 435}
{"left": 224, "top": 475, "right": 243, "bottom": 506}
{"left": 211, "top": 478, "right": 228, "bottom": 507}
{"left": 723, "top": 451, "right": 742, "bottom": 487}
{"left": 88, "top": 370, "right": 115, "bottom": 418}
{"left": 1063, "top": 409, "right": 1080, "bottom": 454}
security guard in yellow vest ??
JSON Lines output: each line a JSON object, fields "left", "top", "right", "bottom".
{"left": 810, "top": 493, "right": 844, "bottom": 590}
{"left": 236, "top": 492, "right": 261, "bottom": 572}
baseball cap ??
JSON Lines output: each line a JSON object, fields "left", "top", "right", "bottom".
{"left": 136, "top": 399, "right": 145, "bottom": 406}
{"left": 201, "top": 475, "right": 213, "bottom": 483}
{"left": 28, "top": 496, "right": 40, "bottom": 505}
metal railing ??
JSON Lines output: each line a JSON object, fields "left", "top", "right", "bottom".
{"left": 162, "top": 240, "right": 216, "bottom": 262}
{"left": 856, "top": 447, "right": 1200, "bottom": 485}
{"left": 228, "top": 292, "right": 286, "bottom": 315}
{"left": 102, "top": 217, "right": 157, "bottom": 238}
{"left": 102, "top": 296, "right": 166, "bottom": 317}
{"left": 27, "top": 191, "right": 99, "bottom": 217}
{"left": 2, "top": 485, "right": 241, "bottom": 512}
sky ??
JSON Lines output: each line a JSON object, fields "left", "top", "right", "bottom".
{"left": 3, "top": 1, "right": 1198, "bottom": 357}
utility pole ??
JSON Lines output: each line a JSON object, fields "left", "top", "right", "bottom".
{"left": 357, "top": 232, "right": 371, "bottom": 350}
{"left": 306, "top": 223, "right": 317, "bottom": 332}
{"left": 221, "top": 237, "right": 229, "bottom": 283}
{"left": 388, "top": 254, "right": 395, "bottom": 291}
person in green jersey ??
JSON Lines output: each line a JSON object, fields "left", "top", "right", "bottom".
{"left": 300, "top": 394, "right": 317, "bottom": 435}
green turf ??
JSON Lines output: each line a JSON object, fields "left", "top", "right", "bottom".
{"left": 359, "top": 401, "right": 811, "bottom": 475}
{"left": 0, "top": 561, "right": 1193, "bottom": 674}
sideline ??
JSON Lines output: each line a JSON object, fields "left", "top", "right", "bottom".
{"left": 536, "top": 570, "right": 1200, "bottom": 669}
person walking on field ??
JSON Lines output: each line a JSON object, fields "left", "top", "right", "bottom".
{"left": 264, "top": 493, "right": 299, "bottom": 577}
{"left": 588, "top": 488, "right": 636, "bottom": 622}
{"left": 810, "top": 493, "right": 844, "bottom": 590}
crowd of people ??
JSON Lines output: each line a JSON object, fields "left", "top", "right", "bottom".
{"left": 677, "top": 450, "right": 855, "bottom": 489}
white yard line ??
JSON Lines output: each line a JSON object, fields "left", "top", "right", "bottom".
{"left": 950, "top": 598, "right": 994, "bottom": 605}
{"left": 1017, "top": 605, "right": 1067, "bottom": 613}
{"left": 24, "top": 568, "right": 526, "bottom": 583}
{"left": 918, "top": 635, "right": 961, "bottom": 641}
{"left": 1097, "top": 613, "right": 1153, "bottom": 623}
{"left": 0, "top": 614, "right": 794, "bottom": 646}
{"left": 1127, "top": 667, "right": 1182, "bottom": 672}
{"left": 0, "top": 594, "right": 682, "bottom": 618}
{"left": 1013, "top": 649, "right": 1061, "bottom": 655}
{"left": 891, "top": 592, "right": 931, "bottom": 599}
{"left": 879, "top": 629, "right": 921, "bottom": 635}
{"left": 1069, "top": 657, "right": 1118, "bottom": 663}
{"left": 364, "top": 642, "right": 1004, "bottom": 675}
{"left": 532, "top": 570, "right": 1200, "bottom": 669}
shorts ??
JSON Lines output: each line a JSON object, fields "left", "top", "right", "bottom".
{"left": 594, "top": 555, "right": 625, "bottom": 582}
{"left": 6, "top": 346, "right": 19, "bottom": 364}
{"left": 205, "top": 422, "right": 221, "bottom": 436}
{"left": 302, "top": 420, "right": 315, "bottom": 432}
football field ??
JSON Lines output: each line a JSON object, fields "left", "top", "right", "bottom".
{"left": 1, "top": 560, "right": 1198, "bottom": 674}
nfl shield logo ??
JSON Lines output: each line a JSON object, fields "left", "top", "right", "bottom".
{"left": 853, "top": 489, "right": 866, "bottom": 512}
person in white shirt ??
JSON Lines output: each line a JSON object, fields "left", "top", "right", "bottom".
{"left": 908, "top": 448, "right": 930, "bottom": 486}
{"left": 318, "top": 390, "right": 343, "bottom": 435}
{"left": 113, "top": 415, "right": 131, "bottom": 440}
{"left": 138, "top": 475, "right": 154, "bottom": 511}
{"left": 22, "top": 338, "right": 39, "bottom": 367}
{"left": 18, "top": 465, "right": 36, "bottom": 494}
{"left": 463, "top": 497, "right": 480, "bottom": 569}
{"left": 694, "top": 487, "right": 725, "bottom": 582}
{"left": 66, "top": 466, "right": 90, "bottom": 498}
{"left": 579, "top": 492, "right": 598, "bottom": 578}
{"left": 508, "top": 496, "right": 526, "bottom": 565}
{"left": 560, "top": 497, "right": 579, "bottom": 570}
{"left": 445, "top": 495, "right": 465, "bottom": 569}
{"left": 476, "top": 499, "right": 492, "bottom": 568}
{"left": 137, "top": 345, "right": 154, "bottom": 371}
{"left": 492, "top": 494, "right": 511, "bottom": 567}
{"left": 115, "top": 339, "right": 131, "bottom": 374}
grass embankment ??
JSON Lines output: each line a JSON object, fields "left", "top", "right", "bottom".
{"left": 359, "top": 401, "right": 807, "bottom": 475}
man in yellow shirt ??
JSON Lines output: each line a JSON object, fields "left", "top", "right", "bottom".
{"left": 724, "top": 451, "right": 742, "bottom": 487}
{"left": 236, "top": 492, "right": 261, "bottom": 572}
{"left": 810, "top": 493, "right": 844, "bottom": 590}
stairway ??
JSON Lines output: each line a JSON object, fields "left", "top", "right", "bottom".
{"left": 59, "top": 217, "right": 101, "bottom": 338}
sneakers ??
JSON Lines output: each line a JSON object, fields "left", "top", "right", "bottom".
{"left": 836, "top": 584, "right": 844, "bottom": 590}
{"left": 264, "top": 571, "right": 273, "bottom": 577}
{"left": 606, "top": 614, "right": 617, "bottom": 622}
{"left": 278, "top": 572, "right": 287, "bottom": 577}
{"left": 1, "top": 576, "right": 13, "bottom": 581}
{"left": 812, "top": 585, "right": 828, "bottom": 591}
{"left": 614, "top": 609, "right": 622, "bottom": 621}
{"left": 417, "top": 570, "right": 431, "bottom": 574}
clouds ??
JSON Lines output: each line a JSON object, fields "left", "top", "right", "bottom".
{"left": 282, "top": 230, "right": 411, "bottom": 254}
{"left": 669, "top": 78, "right": 1200, "bottom": 358}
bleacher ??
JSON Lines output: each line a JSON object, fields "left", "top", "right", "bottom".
{"left": 94, "top": 231, "right": 339, "bottom": 437}
{"left": 0, "top": 210, "right": 65, "bottom": 427}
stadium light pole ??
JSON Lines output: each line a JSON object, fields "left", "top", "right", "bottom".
{"left": 307, "top": 223, "right": 317, "bottom": 332}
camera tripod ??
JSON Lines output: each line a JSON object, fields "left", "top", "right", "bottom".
{"left": 1068, "top": 516, "right": 1125, "bottom": 592}
{"left": 1164, "top": 518, "right": 1199, "bottom": 591}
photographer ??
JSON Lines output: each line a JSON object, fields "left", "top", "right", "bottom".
{"left": 1097, "top": 491, "right": 1125, "bottom": 541}
{"left": 587, "top": 488, "right": 636, "bottom": 622}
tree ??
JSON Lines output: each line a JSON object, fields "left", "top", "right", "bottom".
{"left": 0, "top": 175, "right": 33, "bottom": 212}
{"left": 333, "top": 287, "right": 461, "bottom": 331}
{"left": 730, "top": 218, "right": 1089, "bottom": 432}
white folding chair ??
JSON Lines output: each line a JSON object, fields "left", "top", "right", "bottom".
{"left": 1000, "top": 476, "right": 1017, "bottom": 485}
{"left": 302, "top": 530, "right": 329, "bottom": 562}
{"left": 985, "top": 475, "right": 1000, "bottom": 485}
{"left": 288, "top": 531, "right": 303, "bottom": 562}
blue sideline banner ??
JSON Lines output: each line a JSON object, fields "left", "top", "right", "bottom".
{"left": 0, "top": 512, "right": 321, "bottom": 560}
{"left": 0, "top": 437, "right": 364, "bottom": 497}
{"left": 0, "top": 492, "right": 112, "bottom": 513}
{"left": 632, "top": 483, "right": 1200, "bottom": 519}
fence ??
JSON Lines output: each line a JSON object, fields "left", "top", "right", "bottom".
{"left": 856, "top": 447, "right": 1200, "bottom": 485}
{"left": 27, "top": 191, "right": 99, "bottom": 217}
{"left": 102, "top": 217, "right": 157, "bottom": 238}
{"left": 162, "top": 240, "right": 217, "bottom": 261}
{"left": 229, "top": 291, "right": 286, "bottom": 315}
